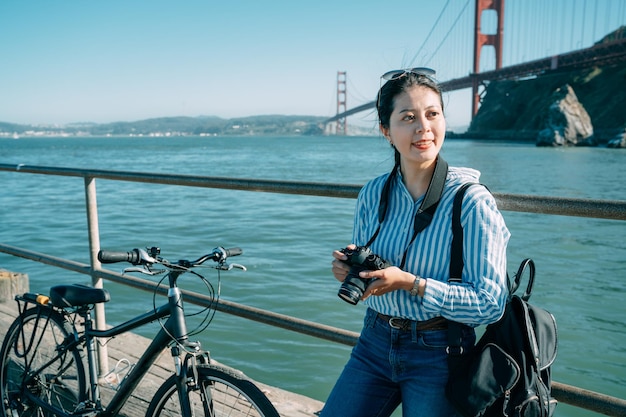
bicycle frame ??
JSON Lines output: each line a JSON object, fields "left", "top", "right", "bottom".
{"left": 25, "top": 269, "right": 202, "bottom": 417}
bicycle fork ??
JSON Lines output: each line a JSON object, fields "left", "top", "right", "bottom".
{"left": 172, "top": 348, "right": 213, "bottom": 417}
{"left": 168, "top": 278, "right": 214, "bottom": 417}
{"left": 168, "top": 279, "right": 197, "bottom": 417}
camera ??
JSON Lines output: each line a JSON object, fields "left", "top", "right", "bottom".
{"left": 337, "top": 246, "right": 391, "bottom": 305}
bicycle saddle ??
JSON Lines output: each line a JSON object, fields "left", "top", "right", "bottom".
{"left": 50, "top": 284, "right": 111, "bottom": 307}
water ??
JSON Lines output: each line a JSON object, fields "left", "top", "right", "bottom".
{"left": 1, "top": 136, "right": 624, "bottom": 416}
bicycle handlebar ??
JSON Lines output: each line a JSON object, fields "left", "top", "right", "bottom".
{"left": 97, "top": 246, "right": 243, "bottom": 268}
{"left": 98, "top": 249, "right": 143, "bottom": 264}
{"left": 226, "top": 247, "right": 243, "bottom": 257}
{"left": 216, "top": 246, "right": 243, "bottom": 258}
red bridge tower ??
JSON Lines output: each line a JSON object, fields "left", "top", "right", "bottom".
{"left": 336, "top": 71, "right": 347, "bottom": 135}
{"left": 473, "top": 0, "right": 505, "bottom": 116}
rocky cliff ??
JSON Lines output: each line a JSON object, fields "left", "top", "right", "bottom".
{"left": 466, "top": 63, "right": 626, "bottom": 147}
{"left": 465, "top": 28, "right": 626, "bottom": 147}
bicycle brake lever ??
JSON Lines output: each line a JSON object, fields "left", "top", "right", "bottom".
{"left": 217, "top": 263, "right": 247, "bottom": 271}
{"left": 137, "top": 247, "right": 158, "bottom": 264}
{"left": 230, "top": 263, "right": 247, "bottom": 271}
{"left": 123, "top": 267, "right": 166, "bottom": 275}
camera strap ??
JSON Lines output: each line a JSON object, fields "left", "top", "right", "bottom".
{"left": 365, "top": 156, "right": 449, "bottom": 269}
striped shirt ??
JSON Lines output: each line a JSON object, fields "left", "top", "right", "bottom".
{"left": 353, "top": 166, "right": 510, "bottom": 327}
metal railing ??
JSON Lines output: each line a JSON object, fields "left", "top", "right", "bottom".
{"left": 1, "top": 163, "right": 625, "bottom": 416}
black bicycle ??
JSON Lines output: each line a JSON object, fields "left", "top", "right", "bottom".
{"left": 0, "top": 246, "right": 280, "bottom": 417}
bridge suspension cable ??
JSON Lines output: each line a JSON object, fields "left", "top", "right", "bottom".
{"left": 407, "top": 0, "right": 453, "bottom": 66}
{"left": 328, "top": 0, "right": 626, "bottom": 130}
{"left": 424, "top": 0, "right": 472, "bottom": 67}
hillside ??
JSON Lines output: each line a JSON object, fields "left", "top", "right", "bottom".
{"left": 0, "top": 115, "right": 328, "bottom": 137}
{"left": 466, "top": 63, "right": 626, "bottom": 142}
{"left": 465, "top": 27, "right": 626, "bottom": 144}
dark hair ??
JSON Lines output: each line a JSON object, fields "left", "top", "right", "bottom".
{"left": 376, "top": 73, "right": 444, "bottom": 130}
{"left": 376, "top": 73, "right": 444, "bottom": 167}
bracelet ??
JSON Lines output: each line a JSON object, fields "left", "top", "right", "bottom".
{"left": 410, "top": 275, "right": 422, "bottom": 297}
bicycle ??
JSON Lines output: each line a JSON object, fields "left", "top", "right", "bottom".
{"left": 0, "top": 245, "right": 280, "bottom": 417}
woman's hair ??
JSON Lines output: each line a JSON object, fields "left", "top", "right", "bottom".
{"left": 376, "top": 72, "right": 444, "bottom": 167}
{"left": 376, "top": 73, "right": 444, "bottom": 130}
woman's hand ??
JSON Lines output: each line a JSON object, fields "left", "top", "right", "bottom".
{"left": 331, "top": 244, "right": 354, "bottom": 282}
{"left": 359, "top": 267, "right": 419, "bottom": 299}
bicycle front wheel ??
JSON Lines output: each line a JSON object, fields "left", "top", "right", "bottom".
{"left": 145, "top": 364, "right": 279, "bottom": 417}
{"left": 0, "top": 305, "right": 87, "bottom": 417}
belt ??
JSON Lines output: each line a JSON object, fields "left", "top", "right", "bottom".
{"left": 377, "top": 313, "right": 448, "bottom": 332}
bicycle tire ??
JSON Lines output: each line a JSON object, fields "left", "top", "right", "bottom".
{"left": 0, "top": 305, "right": 87, "bottom": 417}
{"left": 145, "top": 364, "right": 280, "bottom": 417}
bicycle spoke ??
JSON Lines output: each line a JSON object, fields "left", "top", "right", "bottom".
{"left": 1, "top": 307, "right": 87, "bottom": 417}
{"left": 146, "top": 365, "right": 279, "bottom": 417}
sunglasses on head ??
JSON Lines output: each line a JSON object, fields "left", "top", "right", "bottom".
{"left": 381, "top": 67, "right": 436, "bottom": 81}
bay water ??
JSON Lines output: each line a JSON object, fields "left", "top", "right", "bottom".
{"left": 0, "top": 135, "right": 624, "bottom": 416}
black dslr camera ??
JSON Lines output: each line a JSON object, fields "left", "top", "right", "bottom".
{"left": 337, "top": 246, "right": 391, "bottom": 305}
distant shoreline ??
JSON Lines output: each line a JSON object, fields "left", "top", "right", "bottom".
{"left": 447, "top": 128, "right": 624, "bottom": 145}
{"left": 1, "top": 128, "right": 622, "bottom": 146}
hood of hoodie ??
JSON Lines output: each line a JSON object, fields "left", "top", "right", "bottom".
{"left": 447, "top": 166, "right": 481, "bottom": 187}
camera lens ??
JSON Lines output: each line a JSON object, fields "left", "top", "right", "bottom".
{"left": 338, "top": 268, "right": 369, "bottom": 305}
{"left": 338, "top": 283, "right": 362, "bottom": 305}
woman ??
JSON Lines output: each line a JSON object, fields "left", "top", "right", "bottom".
{"left": 320, "top": 68, "right": 510, "bottom": 417}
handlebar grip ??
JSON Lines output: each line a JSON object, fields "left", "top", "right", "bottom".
{"left": 98, "top": 249, "right": 141, "bottom": 264}
{"left": 223, "top": 247, "right": 243, "bottom": 257}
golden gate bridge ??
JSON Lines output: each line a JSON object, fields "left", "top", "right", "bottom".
{"left": 327, "top": 0, "right": 626, "bottom": 135}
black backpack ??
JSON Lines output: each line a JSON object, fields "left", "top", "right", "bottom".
{"left": 445, "top": 183, "right": 558, "bottom": 417}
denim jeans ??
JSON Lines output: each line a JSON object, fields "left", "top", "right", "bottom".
{"left": 320, "top": 308, "right": 475, "bottom": 417}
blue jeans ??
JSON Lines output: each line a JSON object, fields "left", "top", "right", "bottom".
{"left": 320, "top": 308, "right": 475, "bottom": 417}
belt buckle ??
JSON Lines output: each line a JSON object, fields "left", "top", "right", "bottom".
{"left": 388, "top": 317, "right": 407, "bottom": 330}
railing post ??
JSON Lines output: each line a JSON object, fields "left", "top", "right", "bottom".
{"left": 84, "top": 176, "right": 109, "bottom": 376}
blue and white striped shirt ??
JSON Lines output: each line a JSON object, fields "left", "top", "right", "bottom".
{"left": 353, "top": 166, "right": 510, "bottom": 327}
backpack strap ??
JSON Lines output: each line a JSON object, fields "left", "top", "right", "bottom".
{"left": 447, "top": 183, "right": 481, "bottom": 360}
{"left": 449, "top": 182, "right": 476, "bottom": 282}
{"left": 510, "top": 258, "right": 536, "bottom": 302}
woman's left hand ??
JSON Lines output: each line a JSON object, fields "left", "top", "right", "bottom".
{"left": 359, "top": 267, "right": 417, "bottom": 300}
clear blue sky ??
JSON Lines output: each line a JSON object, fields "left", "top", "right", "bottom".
{"left": 1, "top": 0, "right": 623, "bottom": 130}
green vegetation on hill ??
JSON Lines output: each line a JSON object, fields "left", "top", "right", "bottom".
{"left": 0, "top": 115, "right": 328, "bottom": 137}
{"left": 468, "top": 64, "right": 626, "bottom": 140}
{"left": 467, "top": 26, "right": 626, "bottom": 142}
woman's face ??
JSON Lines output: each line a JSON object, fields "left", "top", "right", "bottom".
{"left": 381, "top": 85, "right": 446, "bottom": 168}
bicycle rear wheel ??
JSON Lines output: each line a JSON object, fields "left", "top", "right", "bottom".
{"left": 0, "top": 305, "right": 87, "bottom": 417}
{"left": 145, "top": 364, "right": 279, "bottom": 417}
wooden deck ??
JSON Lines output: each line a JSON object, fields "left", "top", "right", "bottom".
{"left": 0, "top": 299, "right": 324, "bottom": 417}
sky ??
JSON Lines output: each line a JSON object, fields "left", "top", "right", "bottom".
{"left": 1, "top": 0, "right": 623, "bottom": 131}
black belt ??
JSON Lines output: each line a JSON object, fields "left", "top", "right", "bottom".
{"left": 377, "top": 313, "right": 448, "bottom": 332}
